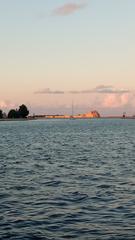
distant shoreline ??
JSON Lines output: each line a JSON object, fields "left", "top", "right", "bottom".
{"left": 32, "top": 116, "right": 135, "bottom": 120}
{"left": 0, "top": 117, "right": 135, "bottom": 121}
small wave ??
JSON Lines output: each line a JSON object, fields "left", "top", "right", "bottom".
{"left": 44, "top": 180, "right": 62, "bottom": 187}
{"left": 55, "top": 192, "right": 88, "bottom": 203}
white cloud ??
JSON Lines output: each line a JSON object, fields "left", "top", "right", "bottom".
{"left": 35, "top": 88, "right": 64, "bottom": 94}
{"left": 34, "top": 85, "right": 130, "bottom": 95}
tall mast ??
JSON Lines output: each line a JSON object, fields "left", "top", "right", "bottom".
{"left": 72, "top": 100, "right": 74, "bottom": 117}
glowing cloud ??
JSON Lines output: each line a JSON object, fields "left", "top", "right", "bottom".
{"left": 0, "top": 100, "right": 15, "bottom": 109}
{"left": 102, "top": 93, "right": 133, "bottom": 108}
{"left": 53, "top": 2, "right": 87, "bottom": 16}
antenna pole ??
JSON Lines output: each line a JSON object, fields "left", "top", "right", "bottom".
{"left": 72, "top": 100, "right": 74, "bottom": 117}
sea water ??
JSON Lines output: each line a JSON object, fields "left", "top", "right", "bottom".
{"left": 0, "top": 119, "right": 135, "bottom": 239}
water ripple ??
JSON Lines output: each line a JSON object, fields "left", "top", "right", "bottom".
{"left": 0, "top": 119, "right": 135, "bottom": 239}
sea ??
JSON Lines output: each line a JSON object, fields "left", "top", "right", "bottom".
{"left": 0, "top": 119, "right": 135, "bottom": 240}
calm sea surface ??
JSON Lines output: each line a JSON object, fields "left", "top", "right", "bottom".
{"left": 0, "top": 119, "right": 135, "bottom": 240}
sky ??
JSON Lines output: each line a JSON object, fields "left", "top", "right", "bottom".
{"left": 0, "top": 0, "right": 135, "bottom": 116}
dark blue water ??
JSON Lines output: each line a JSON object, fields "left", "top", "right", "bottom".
{"left": 0, "top": 119, "right": 135, "bottom": 239}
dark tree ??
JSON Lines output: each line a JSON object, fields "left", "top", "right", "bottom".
{"left": 18, "top": 104, "right": 29, "bottom": 118}
{"left": 8, "top": 109, "right": 19, "bottom": 118}
{"left": 0, "top": 110, "right": 3, "bottom": 119}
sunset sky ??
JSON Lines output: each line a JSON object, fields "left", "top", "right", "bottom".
{"left": 0, "top": 0, "right": 134, "bottom": 115}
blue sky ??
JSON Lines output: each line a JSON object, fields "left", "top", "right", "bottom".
{"left": 0, "top": 0, "right": 134, "bottom": 115}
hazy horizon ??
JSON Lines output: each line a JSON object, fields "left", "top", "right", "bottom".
{"left": 0, "top": 0, "right": 134, "bottom": 115}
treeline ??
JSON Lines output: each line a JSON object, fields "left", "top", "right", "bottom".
{"left": 0, "top": 104, "right": 29, "bottom": 119}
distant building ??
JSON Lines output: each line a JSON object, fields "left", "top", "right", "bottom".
{"left": 31, "top": 110, "right": 101, "bottom": 119}
{"left": 122, "top": 112, "right": 126, "bottom": 118}
{"left": 83, "top": 111, "right": 100, "bottom": 118}
{"left": 74, "top": 110, "right": 100, "bottom": 119}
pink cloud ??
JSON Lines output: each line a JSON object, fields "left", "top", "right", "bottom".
{"left": 102, "top": 93, "right": 133, "bottom": 108}
{"left": 33, "top": 85, "right": 135, "bottom": 115}
{"left": 0, "top": 100, "right": 15, "bottom": 109}
{"left": 53, "top": 2, "right": 86, "bottom": 16}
